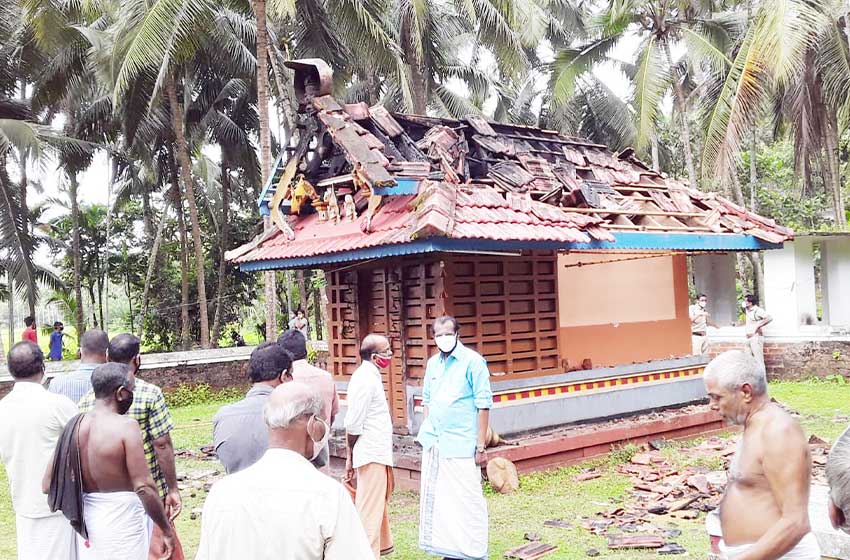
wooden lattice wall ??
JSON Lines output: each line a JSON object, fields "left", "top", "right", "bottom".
{"left": 324, "top": 258, "right": 444, "bottom": 431}
{"left": 324, "top": 251, "right": 561, "bottom": 429}
{"left": 444, "top": 252, "right": 561, "bottom": 378}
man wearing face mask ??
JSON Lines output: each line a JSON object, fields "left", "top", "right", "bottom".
{"left": 344, "top": 334, "right": 395, "bottom": 558}
{"left": 417, "top": 316, "right": 493, "bottom": 560}
{"left": 196, "top": 382, "right": 373, "bottom": 559}
{"left": 213, "top": 342, "right": 293, "bottom": 474}
{"left": 690, "top": 294, "right": 718, "bottom": 355}
{"left": 44, "top": 362, "right": 175, "bottom": 560}
{"left": 743, "top": 294, "right": 772, "bottom": 372}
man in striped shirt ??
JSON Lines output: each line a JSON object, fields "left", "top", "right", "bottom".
{"left": 48, "top": 329, "right": 108, "bottom": 404}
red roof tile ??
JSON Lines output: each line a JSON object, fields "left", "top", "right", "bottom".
{"left": 235, "top": 93, "right": 794, "bottom": 267}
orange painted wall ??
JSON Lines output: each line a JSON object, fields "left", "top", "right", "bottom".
{"left": 557, "top": 253, "right": 691, "bottom": 368}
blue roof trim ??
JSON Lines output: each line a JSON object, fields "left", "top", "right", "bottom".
{"left": 238, "top": 233, "right": 783, "bottom": 271}
{"left": 257, "top": 151, "right": 285, "bottom": 214}
{"left": 373, "top": 178, "right": 420, "bottom": 196}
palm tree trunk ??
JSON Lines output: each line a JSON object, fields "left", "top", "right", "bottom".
{"left": 312, "top": 283, "right": 322, "bottom": 340}
{"left": 254, "top": 0, "right": 278, "bottom": 342}
{"left": 401, "top": 19, "right": 428, "bottom": 114}
{"left": 663, "top": 43, "right": 697, "bottom": 189}
{"left": 297, "top": 270, "right": 308, "bottom": 316}
{"left": 730, "top": 173, "right": 765, "bottom": 300}
{"left": 69, "top": 172, "right": 85, "bottom": 338}
{"left": 749, "top": 131, "right": 757, "bottom": 210}
{"left": 211, "top": 153, "right": 231, "bottom": 346}
{"left": 169, "top": 150, "right": 191, "bottom": 350}
{"left": 165, "top": 74, "right": 210, "bottom": 346}
{"left": 823, "top": 107, "right": 847, "bottom": 230}
{"left": 651, "top": 136, "right": 660, "bottom": 172}
{"left": 268, "top": 44, "right": 296, "bottom": 140}
{"left": 142, "top": 187, "right": 155, "bottom": 241}
{"left": 139, "top": 207, "right": 167, "bottom": 338}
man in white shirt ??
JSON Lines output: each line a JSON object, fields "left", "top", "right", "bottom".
{"left": 344, "top": 334, "right": 395, "bottom": 558}
{"left": 196, "top": 382, "right": 373, "bottom": 560}
{"left": 743, "top": 294, "right": 772, "bottom": 371}
{"left": 0, "top": 341, "right": 78, "bottom": 559}
{"left": 689, "top": 294, "right": 717, "bottom": 355}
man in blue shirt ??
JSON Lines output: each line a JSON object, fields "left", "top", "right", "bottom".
{"left": 417, "top": 316, "right": 492, "bottom": 560}
{"left": 48, "top": 322, "right": 64, "bottom": 361}
{"left": 48, "top": 329, "right": 108, "bottom": 404}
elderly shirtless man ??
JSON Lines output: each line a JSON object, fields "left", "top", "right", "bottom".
{"left": 704, "top": 350, "right": 820, "bottom": 559}
{"left": 45, "top": 363, "right": 174, "bottom": 559}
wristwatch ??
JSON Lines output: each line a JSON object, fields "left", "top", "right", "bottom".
{"left": 476, "top": 445, "right": 486, "bottom": 453}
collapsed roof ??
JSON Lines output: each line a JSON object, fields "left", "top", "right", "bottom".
{"left": 228, "top": 60, "right": 792, "bottom": 270}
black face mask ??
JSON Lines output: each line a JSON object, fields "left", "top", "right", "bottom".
{"left": 117, "top": 389, "right": 134, "bottom": 415}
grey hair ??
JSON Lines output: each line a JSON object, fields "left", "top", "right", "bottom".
{"left": 703, "top": 350, "right": 768, "bottom": 396}
{"left": 263, "top": 383, "right": 322, "bottom": 429}
{"left": 828, "top": 426, "right": 850, "bottom": 520}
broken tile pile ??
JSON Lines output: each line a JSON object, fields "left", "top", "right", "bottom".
{"left": 572, "top": 432, "right": 832, "bottom": 555}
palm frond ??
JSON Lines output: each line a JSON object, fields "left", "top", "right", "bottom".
{"left": 431, "top": 83, "right": 481, "bottom": 119}
{"left": 631, "top": 36, "right": 669, "bottom": 152}
{"left": 112, "top": 0, "right": 214, "bottom": 106}
{"left": 550, "top": 34, "right": 621, "bottom": 106}
{"left": 700, "top": 27, "right": 767, "bottom": 186}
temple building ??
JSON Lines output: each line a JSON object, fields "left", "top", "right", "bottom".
{"left": 227, "top": 59, "right": 793, "bottom": 456}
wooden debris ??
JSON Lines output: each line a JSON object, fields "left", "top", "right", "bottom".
{"left": 542, "top": 519, "right": 572, "bottom": 529}
{"left": 465, "top": 114, "right": 497, "bottom": 136}
{"left": 575, "top": 471, "right": 602, "bottom": 482}
{"left": 504, "top": 542, "right": 558, "bottom": 559}
{"left": 606, "top": 534, "right": 664, "bottom": 549}
{"left": 657, "top": 542, "right": 687, "bottom": 555}
{"left": 369, "top": 105, "right": 404, "bottom": 137}
{"left": 668, "top": 509, "right": 699, "bottom": 520}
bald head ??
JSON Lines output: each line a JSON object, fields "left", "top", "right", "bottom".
{"left": 80, "top": 329, "right": 109, "bottom": 363}
{"left": 264, "top": 382, "right": 322, "bottom": 430}
{"left": 7, "top": 341, "right": 44, "bottom": 379}
{"left": 359, "top": 334, "right": 390, "bottom": 361}
{"left": 704, "top": 350, "right": 767, "bottom": 396}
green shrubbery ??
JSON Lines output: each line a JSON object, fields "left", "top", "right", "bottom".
{"left": 164, "top": 383, "right": 245, "bottom": 408}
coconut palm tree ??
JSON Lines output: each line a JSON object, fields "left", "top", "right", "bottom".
{"left": 550, "top": 0, "right": 734, "bottom": 188}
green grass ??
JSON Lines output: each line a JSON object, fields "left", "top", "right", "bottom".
{"left": 771, "top": 380, "right": 850, "bottom": 441}
{"left": 1, "top": 380, "right": 849, "bottom": 559}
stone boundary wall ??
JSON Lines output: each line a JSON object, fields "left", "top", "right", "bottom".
{"left": 707, "top": 337, "right": 850, "bottom": 379}
{"left": 0, "top": 343, "right": 330, "bottom": 399}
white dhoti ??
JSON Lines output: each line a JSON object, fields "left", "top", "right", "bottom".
{"left": 419, "top": 446, "right": 488, "bottom": 560}
{"left": 80, "top": 492, "right": 149, "bottom": 560}
{"left": 16, "top": 513, "right": 77, "bottom": 560}
{"left": 692, "top": 334, "right": 707, "bottom": 355}
{"left": 746, "top": 335, "right": 765, "bottom": 369}
{"left": 720, "top": 532, "right": 821, "bottom": 559}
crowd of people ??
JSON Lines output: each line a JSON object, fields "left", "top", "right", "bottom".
{"left": 1, "top": 314, "right": 849, "bottom": 560}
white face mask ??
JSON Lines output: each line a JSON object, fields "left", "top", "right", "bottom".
{"left": 435, "top": 333, "right": 458, "bottom": 353}
{"left": 308, "top": 415, "right": 330, "bottom": 461}
{"left": 698, "top": 301, "right": 707, "bottom": 309}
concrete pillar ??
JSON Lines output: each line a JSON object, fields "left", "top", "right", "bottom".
{"left": 693, "top": 253, "right": 737, "bottom": 326}
{"left": 822, "top": 238, "right": 850, "bottom": 328}
{"left": 763, "top": 240, "right": 817, "bottom": 331}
